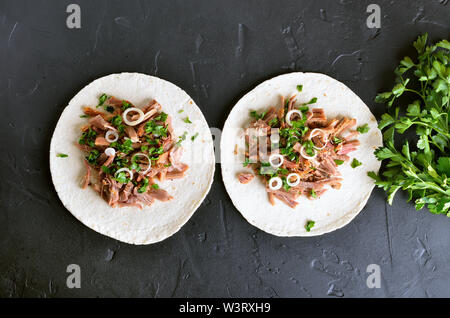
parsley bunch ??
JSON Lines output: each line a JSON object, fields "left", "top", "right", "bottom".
{"left": 369, "top": 34, "right": 450, "bottom": 215}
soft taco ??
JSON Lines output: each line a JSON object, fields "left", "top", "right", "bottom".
{"left": 221, "top": 72, "right": 382, "bottom": 236}
{"left": 50, "top": 73, "right": 215, "bottom": 244}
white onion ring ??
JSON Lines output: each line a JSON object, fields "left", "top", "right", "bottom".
{"left": 122, "top": 107, "right": 145, "bottom": 126}
{"left": 132, "top": 152, "right": 151, "bottom": 174}
{"left": 268, "top": 177, "right": 282, "bottom": 190}
{"left": 104, "top": 147, "right": 116, "bottom": 157}
{"left": 300, "top": 146, "right": 317, "bottom": 160}
{"left": 269, "top": 153, "right": 284, "bottom": 168}
{"left": 285, "top": 109, "right": 303, "bottom": 126}
{"left": 114, "top": 168, "right": 133, "bottom": 182}
{"left": 309, "top": 128, "right": 328, "bottom": 150}
{"left": 286, "top": 173, "right": 300, "bottom": 187}
{"left": 105, "top": 130, "right": 118, "bottom": 143}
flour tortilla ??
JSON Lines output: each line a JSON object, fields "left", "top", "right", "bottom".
{"left": 50, "top": 73, "right": 215, "bottom": 244}
{"left": 221, "top": 72, "right": 383, "bottom": 237}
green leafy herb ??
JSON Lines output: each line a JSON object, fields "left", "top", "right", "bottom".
{"left": 334, "top": 159, "right": 344, "bottom": 166}
{"left": 122, "top": 100, "right": 131, "bottom": 110}
{"left": 351, "top": 158, "right": 362, "bottom": 168}
{"left": 178, "top": 109, "right": 184, "bottom": 113}
{"left": 306, "top": 97, "right": 317, "bottom": 105}
{"left": 332, "top": 136, "right": 343, "bottom": 145}
{"left": 183, "top": 117, "right": 192, "bottom": 124}
{"left": 56, "top": 153, "right": 68, "bottom": 158}
{"left": 113, "top": 171, "right": 130, "bottom": 184}
{"left": 97, "top": 93, "right": 108, "bottom": 107}
{"left": 79, "top": 128, "right": 97, "bottom": 147}
{"left": 145, "top": 120, "right": 168, "bottom": 137}
{"left": 268, "top": 117, "right": 279, "bottom": 127}
{"left": 80, "top": 114, "right": 89, "bottom": 118}
{"left": 191, "top": 132, "right": 199, "bottom": 141}
{"left": 137, "top": 178, "right": 149, "bottom": 193}
{"left": 357, "top": 123, "right": 370, "bottom": 134}
{"left": 176, "top": 131, "right": 188, "bottom": 146}
{"left": 155, "top": 112, "right": 168, "bottom": 122}
{"left": 370, "top": 34, "right": 450, "bottom": 216}
{"left": 86, "top": 149, "right": 100, "bottom": 165}
{"left": 110, "top": 139, "right": 134, "bottom": 154}
{"left": 101, "top": 166, "right": 110, "bottom": 174}
{"left": 310, "top": 189, "right": 317, "bottom": 198}
{"left": 151, "top": 183, "right": 160, "bottom": 190}
{"left": 250, "top": 110, "right": 267, "bottom": 120}
{"left": 305, "top": 220, "right": 315, "bottom": 232}
{"left": 297, "top": 84, "right": 303, "bottom": 92}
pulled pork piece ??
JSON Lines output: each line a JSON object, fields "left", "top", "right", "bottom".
{"left": 89, "top": 115, "right": 117, "bottom": 131}
{"left": 237, "top": 172, "right": 254, "bottom": 184}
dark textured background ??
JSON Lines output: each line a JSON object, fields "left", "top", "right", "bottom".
{"left": 0, "top": 0, "right": 449, "bottom": 298}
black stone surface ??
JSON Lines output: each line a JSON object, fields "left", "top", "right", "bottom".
{"left": 0, "top": 0, "right": 449, "bottom": 297}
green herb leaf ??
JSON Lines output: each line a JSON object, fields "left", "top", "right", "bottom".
{"left": 356, "top": 124, "right": 370, "bottom": 134}
{"left": 56, "top": 153, "right": 68, "bottom": 158}
{"left": 351, "top": 158, "right": 362, "bottom": 168}
{"left": 305, "top": 220, "right": 315, "bottom": 232}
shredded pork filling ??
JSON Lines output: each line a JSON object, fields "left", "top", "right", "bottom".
{"left": 78, "top": 95, "right": 188, "bottom": 209}
{"left": 239, "top": 94, "right": 361, "bottom": 208}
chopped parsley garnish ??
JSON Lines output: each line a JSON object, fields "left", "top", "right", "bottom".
{"left": 101, "top": 166, "right": 110, "bottom": 174}
{"left": 268, "top": 117, "right": 279, "bottom": 127}
{"left": 310, "top": 189, "right": 317, "bottom": 198}
{"left": 306, "top": 97, "right": 317, "bottom": 105}
{"left": 250, "top": 110, "right": 267, "bottom": 120}
{"left": 137, "top": 178, "right": 149, "bottom": 193}
{"left": 110, "top": 139, "right": 134, "bottom": 154}
{"left": 113, "top": 171, "right": 130, "bottom": 184}
{"left": 122, "top": 100, "right": 131, "bottom": 110}
{"left": 141, "top": 145, "right": 149, "bottom": 152}
{"left": 86, "top": 149, "right": 100, "bottom": 165}
{"left": 80, "top": 114, "right": 89, "bottom": 118}
{"left": 105, "top": 106, "right": 114, "bottom": 113}
{"left": 243, "top": 157, "right": 251, "bottom": 167}
{"left": 351, "top": 158, "right": 362, "bottom": 168}
{"left": 332, "top": 136, "right": 343, "bottom": 145}
{"left": 110, "top": 117, "right": 125, "bottom": 133}
{"left": 191, "top": 132, "right": 199, "bottom": 141}
{"left": 56, "top": 153, "right": 68, "bottom": 158}
{"left": 356, "top": 124, "right": 370, "bottom": 134}
{"left": 297, "top": 84, "right": 303, "bottom": 92}
{"left": 79, "top": 128, "right": 97, "bottom": 147}
{"left": 151, "top": 184, "right": 160, "bottom": 190}
{"left": 145, "top": 120, "right": 168, "bottom": 137}
{"left": 282, "top": 177, "right": 291, "bottom": 191}
{"left": 155, "top": 112, "right": 168, "bottom": 122}
{"left": 183, "top": 117, "right": 192, "bottom": 124}
{"left": 302, "top": 140, "right": 316, "bottom": 156}
{"left": 334, "top": 159, "right": 344, "bottom": 166}
{"left": 305, "top": 220, "right": 315, "bottom": 232}
{"left": 176, "top": 131, "right": 188, "bottom": 146}
{"left": 178, "top": 109, "right": 184, "bottom": 113}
